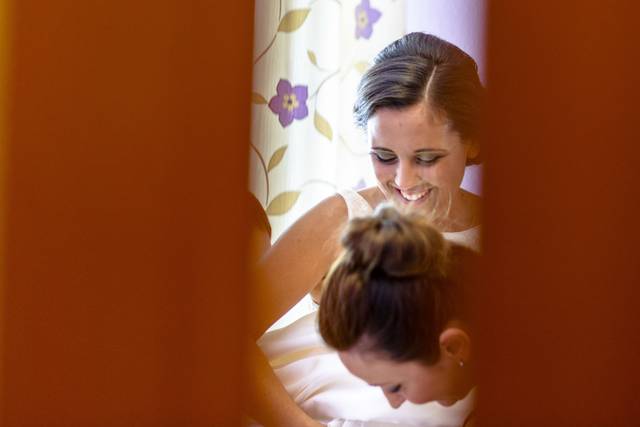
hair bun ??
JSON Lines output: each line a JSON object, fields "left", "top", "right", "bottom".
{"left": 341, "top": 204, "right": 449, "bottom": 280}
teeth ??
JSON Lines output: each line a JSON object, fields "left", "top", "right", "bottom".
{"left": 400, "top": 189, "right": 428, "bottom": 201}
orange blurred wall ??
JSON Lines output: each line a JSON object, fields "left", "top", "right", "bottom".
{"left": 479, "top": 1, "right": 640, "bottom": 426}
{"left": 1, "top": 1, "right": 253, "bottom": 425}
{"left": 4, "top": 1, "right": 640, "bottom": 426}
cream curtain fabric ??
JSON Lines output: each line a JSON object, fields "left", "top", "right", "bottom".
{"left": 250, "top": 0, "right": 406, "bottom": 240}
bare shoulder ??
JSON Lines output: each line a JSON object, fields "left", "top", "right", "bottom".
{"left": 252, "top": 193, "right": 350, "bottom": 334}
{"left": 357, "top": 186, "right": 386, "bottom": 209}
{"left": 271, "top": 193, "right": 348, "bottom": 249}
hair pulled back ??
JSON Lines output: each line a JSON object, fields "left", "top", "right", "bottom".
{"left": 353, "top": 33, "right": 484, "bottom": 165}
{"left": 318, "top": 205, "right": 476, "bottom": 365}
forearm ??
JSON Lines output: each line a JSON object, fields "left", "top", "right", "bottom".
{"left": 245, "top": 341, "right": 323, "bottom": 427}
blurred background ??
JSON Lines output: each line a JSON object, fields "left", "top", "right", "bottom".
{"left": 1, "top": 0, "right": 639, "bottom": 425}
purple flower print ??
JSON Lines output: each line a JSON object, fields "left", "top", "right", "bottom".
{"left": 268, "top": 79, "right": 309, "bottom": 128}
{"left": 355, "top": 0, "right": 381, "bottom": 40}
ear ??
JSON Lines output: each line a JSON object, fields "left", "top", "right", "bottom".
{"left": 439, "top": 327, "right": 471, "bottom": 365}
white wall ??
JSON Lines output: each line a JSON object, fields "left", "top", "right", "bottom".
{"left": 406, "top": 0, "right": 486, "bottom": 81}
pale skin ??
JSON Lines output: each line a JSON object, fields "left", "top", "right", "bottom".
{"left": 248, "top": 101, "right": 481, "bottom": 426}
{"left": 251, "top": 102, "right": 481, "bottom": 336}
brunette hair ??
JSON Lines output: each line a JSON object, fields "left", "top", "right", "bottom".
{"left": 318, "top": 205, "right": 477, "bottom": 365}
{"left": 353, "top": 33, "right": 484, "bottom": 165}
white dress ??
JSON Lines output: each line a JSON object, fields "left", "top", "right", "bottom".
{"left": 257, "top": 189, "right": 481, "bottom": 427}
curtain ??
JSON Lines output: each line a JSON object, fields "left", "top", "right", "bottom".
{"left": 250, "top": 0, "right": 406, "bottom": 241}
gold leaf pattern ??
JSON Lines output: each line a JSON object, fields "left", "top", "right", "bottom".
{"left": 277, "top": 9, "right": 311, "bottom": 33}
{"left": 267, "top": 145, "right": 288, "bottom": 172}
{"left": 252, "top": 92, "right": 268, "bottom": 104}
{"left": 266, "top": 191, "right": 301, "bottom": 216}
{"left": 250, "top": 0, "right": 405, "bottom": 238}
{"left": 314, "top": 111, "right": 333, "bottom": 141}
{"left": 353, "top": 61, "right": 370, "bottom": 74}
{"left": 307, "top": 50, "right": 318, "bottom": 66}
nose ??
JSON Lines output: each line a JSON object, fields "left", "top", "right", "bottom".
{"left": 394, "top": 160, "right": 418, "bottom": 190}
{"left": 383, "top": 391, "right": 406, "bottom": 409}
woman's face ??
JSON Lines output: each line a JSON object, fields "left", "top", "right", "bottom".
{"left": 338, "top": 348, "right": 468, "bottom": 409}
{"left": 367, "top": 102, "right": 474, "bottom": 218}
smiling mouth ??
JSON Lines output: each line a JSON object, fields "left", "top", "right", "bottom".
{"left": 397, "top": 188, "right": 432, "bottom": 202}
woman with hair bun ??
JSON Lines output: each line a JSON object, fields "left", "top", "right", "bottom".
{"left": 319, "top": 205, "right": 477, "bottom": 426}
{"left": 251, "top": 32, "right": 482, "bottom": 426}
{"left": 255, "top": 32, "right": 482, "bottom": 330}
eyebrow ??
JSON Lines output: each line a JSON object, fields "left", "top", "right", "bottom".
{"left": 370, "top": 147, "right": 448, "bottom": 154}
{"left": 415, "top": 148, "right": 448, "bottom": 154}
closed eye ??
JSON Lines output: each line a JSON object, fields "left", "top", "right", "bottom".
{"left": 370, "top": 151, "right": 397, "bottom": 164}
{"left": 416, "top": 155, "right": 443, "bottom": 165}
{"left": 387, "top": 384, "right": 402, "bottom": 393}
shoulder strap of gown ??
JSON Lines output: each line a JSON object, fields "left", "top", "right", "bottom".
{"left": 337, "top": 188, "right": 373, "bottom": 219}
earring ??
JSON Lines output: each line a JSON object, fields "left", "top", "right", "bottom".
{"left": 459, "top": 360, "right": 465, "bottom": 368}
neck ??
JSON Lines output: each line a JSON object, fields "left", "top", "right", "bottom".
{"left": 458, "top": 359, "right": 476, "bottom": 399}
{"left": 440, "top": 189, "right": 480, "bottom": 232}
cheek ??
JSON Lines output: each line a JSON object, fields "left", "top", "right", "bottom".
{"left": 372, "top": 162, "right": 395, "bottom": 181}
{"left": 407, "top": 367, "right": 452, "bottom": 404}
{"left": 405, "top": 381, "right": 438, "bottom": 404}
{"left": 427, "top": 158, "right": 466, "bottom": 188}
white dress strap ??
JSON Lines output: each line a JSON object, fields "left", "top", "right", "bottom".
{"left": 337, "top": 188, "right": 373, "bottom": 219}
{"left": 443, "top": 226, "right": 481, "bottom": 252}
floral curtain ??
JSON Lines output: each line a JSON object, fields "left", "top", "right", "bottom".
{"left": 250, "top": 0, "right": 406, "bottom": 241}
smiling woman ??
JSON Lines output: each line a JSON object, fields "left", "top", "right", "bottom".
{"left": 367, "top": 103, "right": 479, "bottom": 231}
{"left": 254, "top": 33, "right": 484, "bottom": 333}
{"left": 355, "top": 32, "right": 483, "bottom": 232}
{"left": 250, "top": 32, "right": 483, "bottom": 426}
